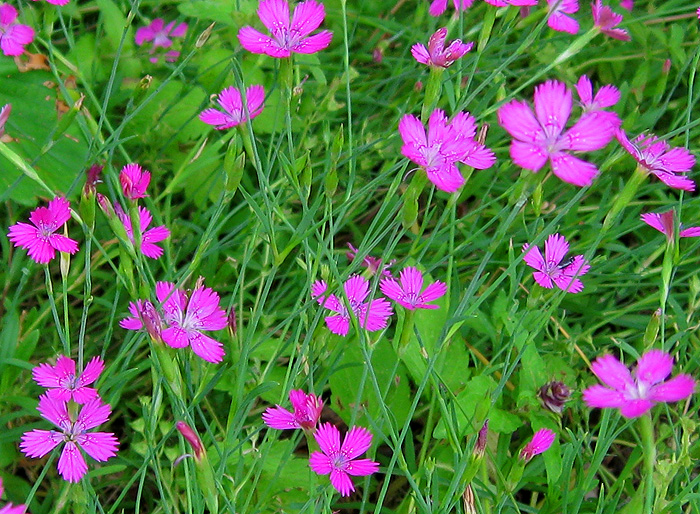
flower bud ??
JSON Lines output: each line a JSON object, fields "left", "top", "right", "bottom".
{"left": 538, "top": 381, "right": 571, "bottom": 414}
{"left": 473, "top": 419, "right": 489, "bottom": 458}
{"left": 176, "top": 421, "right": 205, "bottom": 462}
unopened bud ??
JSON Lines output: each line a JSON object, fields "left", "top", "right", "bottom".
{"left": 474, "top": 419, "right": 488, "bottom": 458}
{"left": 538, "top": 381, "right": 571, "bottom": 414}
{"left": 141, "top": 301, "right": 163, "bottom": 342}
{"left": 462, "top": 483, "right": 476, "bottom": 514}
{"left": 372, "top": 47, "right": 383, "bottom": 64}
{"left": 662, "top": 59, "right": 671, "bottom": 74}
{"left": 0, "top": 104, "right": 11, "bottom": 139}
{"left": 97, "top": 193, "right": 115, "bottom": 219}
{"left": 176, "top": 421, "right": 206, "bottom": 461}
{"left": 84, "top": 164, "right": 103, "bottom": 197}
{"left": 196, "top": 22, "right": 216, "bottom": 48}
{"left": 227, "top": 306, "right": 237, "bottom": 337}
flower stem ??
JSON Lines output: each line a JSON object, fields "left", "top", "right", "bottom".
{"left": 639, "top": 413, "right": 656, "bottom": 514}
{"left": 421, "top": 67, "right": 444, "bottom": 123}
{"left": 602, "top": 166, "right": 648, "bottom": 232}
{"left": 397, "top": 309, "right": 416, "bottom": 355}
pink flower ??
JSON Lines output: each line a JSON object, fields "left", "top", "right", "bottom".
{"left": 119, "top": 299, "right": 163, "bottom": 341}
{"left": 411, "top": 28, "right": 473, "bottom": 68}
{"left": 428, "top": 0, "right": 473, "bottom": 17}
{"left": 20, "top": 395, "right": 119, "bottom": 483}
{"left": 616, "top": 129, "right": 696, "bottom": 191}
{"left": 520, "top": 428, "right": 556, "bottom": 461}
{"left": 135, "top": 18, "right": 187, "bottom": 63}
{"left": 311, "top": 276, "right": 393, "bottom": 336}
{"left": 399, "top": 109, "right": 496, "bottom": 193}
{"left": 575, "top": 75, "right": 621, "bottom": 130}
{"left": 380, "top": 267, "right": 447, "bottom": 310}
{"left": 583, "top": 350, "right": 696, "bottom": 418}
{"left": 119, "top": 163, "right": 150, "bottom": 200}
{"left": 546, "top": 0, "right": 579, "bottom": 33}
{"left": 522, "top": 234, "right": 590, "bottom": 293}
{"left": 199, "top": 85, "right": 265, "bottom": 130}
{"left": 346, "top": 243, "right": 394, "bottom": 277}
{"left": 309, "top": 423, "right": 379, "bottom": 497}
{"left": 122, "top": 282, "right": 228, "bottom": 363}
{"left": 32, "top": 356, "right": 104, "bottom": 404}
{"left": 7, "top": 197, "right": 79, "bottom": 264}
{"left": 238, "top": 0, "right": 333, "bottom": 58}
{"left": 620, "top": 0, "right": 632, "bottom": 10}
{"left": 0, "top": 478, "right": 27, "bottom": 514}
{"left": 262, "top": 389, "right": 323, "bottom": 431}
{"left": 591, "top": 0, "right": 630, "bottom": 40}
{"left": 483, "top": 0, "right": 537, "bottom": 6}
{"left": 0, "top": 4, "right": 34, "bottom": 57}
{"left": 641, "top": 210, "right": 700, "bottom": 239}
{"left": 498, "top": 80, "right": 615, "bottom": 187}
{"left": 116, "top": 205, "right": 170, "bottom": 259}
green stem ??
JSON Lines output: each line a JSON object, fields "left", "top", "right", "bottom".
{"left": 397, "top": 309, "right": 416, "bottom": 355}
{"left": 44, "top": 266, "right": 68, "bottom": 354}
{"left": 421, "top": 67, "right": 445, "bottom": 123}
{"left": 602, "top": 166, "right": 648, "bottom": 233}
{"left": 639, "top": 413, "right": 656, "bottom": 514}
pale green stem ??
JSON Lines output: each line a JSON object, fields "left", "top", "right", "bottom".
{"left": 639, "top": 413, "right": 656, "bottom": 514}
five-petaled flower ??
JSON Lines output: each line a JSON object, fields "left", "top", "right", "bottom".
{"left": 498, "top": 80, "right": 615, "bottom": 187}
{"left": 20, "top": 394, "right": 119, "bottom": 483}
{"left": 411, "top": 28, "right": 473, "bottom": 68}
{"left": 520, "top": 428, "right": 556, "bottom": 461}
{"left": 7, "top": 197, "right": 79, "bottom": 265}
{"left": 0, "top": 4, "right": 34, "bottom": 57}
{"left": 309, "top": 423, "right": 380, "bottom": 497}
{"left": 592, "top": 0, "right": 630, "bottom": 40}
{"left": 582, "top": 350, "right": 696, "bottom": 418}
{"left": 262, "top": 389, "right": 323, "bottom": 432}
{"left": 121, "top": 281, "right": 228, "bottom": 363}
{"left": 238, "top": 0, "right": 333, "bottom": 58}
{"left": 32, "top": 356, "right": 104, "bottom": 404}
{"left": 135, "top": 18, "right": 188, "bottom": 63}
{"left": 641, "top": 210, "right": 700, "bottom": 240}
{"left": 546, "top": 0, "right": 580, "bottom": 34}
{"left": 399, "top": 109, "right": 496, "bottom": 192}
{"left": 575, "top": 75, "right": 621, "bottom": 130}
{"left": 116, "top": 205, "right": 170, "bottom": 259}
{"left": 311, "top": 275, "right": 393, "bottom": 336}
{"left": 199, "top": 85, "right": 265, "bottom": 130}
{"left": 380, "top": 267, "right": 447, "bottom": 310}
{"left": 120, "top": 163, "right": 151, "bottom": 200}
{"left": 523, "top": 234, "right": 590, "bottom": 293}
{"left": 616, "top": 129, "right": 696, "bottom": 191}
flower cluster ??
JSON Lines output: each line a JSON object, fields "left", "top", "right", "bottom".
{"left": 399, "top": 109, "right": 496, "bottom": 192}
{"left": 311, "top": 267, "right": 447, "bottom": 335}
{"left": 121, "top": 281, "right": 228, "bottom": 363}
{"left": 21, "top": 356, "right": 119, "bottom": 483}
{"left": 262, "top": 390, "right": 379, "bottom": 497}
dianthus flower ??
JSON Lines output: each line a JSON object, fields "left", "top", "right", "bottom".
{"left": 0, "top": 478, "right": 27, "bottom": 514}
{"left": 380, "top": 267, "right": 447, "bottom": 310}
{"left": 309, "top": 423, "right": 379, "bottom": 497}
{"left": 399, "top": 109, "right": 495, "bottom": 192}
{"left": 32, "top": 356, "right": 104, "bottom": 404}
{"left": 592, "top": 0, "right": 630, "bottom": 40}
{"left": 311, "top": 275, "right": 393, "bottom": 336}
{"left": 135, "top": 18, "right": 187, "bottom": 63}
{"left": 498, "top": 80, "right": 615, "bottom": 187}
{"left": 32, "top": 0, "right": 70, "bottom": 5}
{"left": 575, "top": 75, "right": 621, "bottom": 131}
{"left": 116, "top": 205, "right": 170, "bottom": 259}
{"left": 7, "top": 197, "right": 79, "bottom": 264}
{"left": 121, "top": 281, "right": 228, "bottom": 363}
{"left": 428, "top": 0, "right": 473, "bottom": 16}
{"left": 262, "top": 389, "right": 323, "bottom": 431}
{"left": 583, "top": 350, "right": 696, "bottom": 418}
{"left": 238, "top": 0, "right": 332, "bottom": 57}
{"left": 546, "top": 0, "right": 579, "bottom": 33}
{"left": 119, "top": 163, "right": 150, "bottom": 200}
{"left": 483, "top": 0, "right": 536, "bottom": 6}
{"left": 522, "top": 234, "right": 590, "bottom": 293}
{"left": 199, "top": 85, "right": 265, "bottom": 130}
{"left": 411, "top": 28, "right": 473, "bottom": 68}
{"left": 346, "top": 243, "right": 393, "bottom": 277}
{"left": 0, "top": 4, "right": 34, "bottom": 56}
{"left": 641, "top": 210, "right": 700, "bottom": 240}
{"left": 616, "top": 130, "right": 696, "bottom": 191}
{"left": 20, "top": 395, "right": 119, "bottom": 483}
{"left": 520, "top": 428, "right": 556, "bottom": 461}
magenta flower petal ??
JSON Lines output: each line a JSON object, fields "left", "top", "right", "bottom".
{"left": 77, "top": 432, "right": 119, "bottom": 461}
{"left": 591, "top": 354, "right": 635, "bottom": 390}
{"left": 534, "top": 80, "right": 572, "bottom": 136}
{"left": 188, "top": 332, "right": 225, "bottom": 363}
{"left": 120, "top": 163, "right": 151, "bottom": 199}
{"left": 636, "top": 349, "right": 673, "bottom": 385}
{"left": 340, "top": 426, "right": 374, "bottom": 459}
{"left": 411, "top": 27, "right": 473, "bottom": 68}
{"left": 648, "top": 375, "right": 696, "bottom": 402}
{"left": 199, "top": 85, "right": 265, "bottom": 130}
{"left": 523, "top": 234, "right": 589, "bottom": 292}
{"left": 550, "top": 152, "right": 599, "bottom": 187}
{"left": 330, "top": 468, "right": 355, "bottom": 497}
{"left": 262, "top": 406, "right": 298, "bottom": 429}
{"left": 582, "top": 384, "right": 626, "bottom": 408}
{"left": 592, "top": 0, "right": 630, "bottom": 41}
{"left": 547, "top": 0, "right": 580, "bottom": 33}
{"left": 520, "top": 428, "right": 556, "bottom": 461}
{"left": 19, "top": 429, "right": 63, "bottom": 458}
{"left": 618, "top": 399, "right": 654, "bottom": 418}
{"left": 0, "top": 5, "right": 34, "bottom": 57}
{"left": 380, "top": 267, "right": 446, "bottom": 310}
{"left": 162, "top": 326, "right": 191, "bottom": 348}
{"left": 57, "top": 441, "right": 88, "bottom": 483}
{"left": 314, "top": 422, "right": 341, "bottom": 455}
{"left": 309, "top": 451, "right": 334, "bottom": 474}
